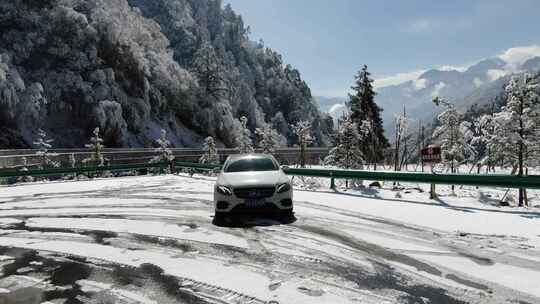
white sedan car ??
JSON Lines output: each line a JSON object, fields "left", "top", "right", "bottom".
{"left": 213, "top": 154, "right": 293, "bottom": 220}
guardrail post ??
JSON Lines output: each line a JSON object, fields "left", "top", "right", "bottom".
{"left": 330, "top": 172, "right": 335, "bottom": 189}
{"left": 430, "top": 183, "right": 436, "bottom": 199}
{"left": 169, "top": 161, "right": 175, "bottom": 174}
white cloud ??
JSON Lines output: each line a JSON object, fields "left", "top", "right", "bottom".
{"left": 473, "top": 77, "right": 484, "bottom": 88}
{"left": 486, "top": 69, "right": 508, "bottom": 81}
{"left": 329, "top": 103, "right": 346, "bottom": 114}
{"left": 438, "top": 65, "right": 469, "bottom": 72}
{"left": 413, "top": 78, "right": 427, "bottom": 91}
{"left": 373, "top": 70, "right": 426, "bottom": 89}
{"left": 498, "top": 45, "right": 540, "bottom": 66}
{"left": 431, "top": 82, "right": 446, "bottom": 98}
{"left": 313, "top": 89, "right": 350, "bottom": 98}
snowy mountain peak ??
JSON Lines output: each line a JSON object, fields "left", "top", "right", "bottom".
{"left": 465, "top": 58, "right": 506, "bottom": 75}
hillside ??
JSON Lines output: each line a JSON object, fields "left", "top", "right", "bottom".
{"left": 0, "top": 0, "right": 333, "bottom": 149}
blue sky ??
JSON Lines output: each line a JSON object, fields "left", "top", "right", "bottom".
{"left": 225, "top": 0, "right": 540, "bottom": 97}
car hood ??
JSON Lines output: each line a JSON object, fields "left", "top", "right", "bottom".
{"left": 217, "top": 171, "right": 289, "bottom": 188}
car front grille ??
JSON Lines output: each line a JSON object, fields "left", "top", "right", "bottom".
{"left": 234, "top": 187, "right": 276, "bottom": 199}
{"left": 231, "top": 202, "right": 279, "bottom": 213}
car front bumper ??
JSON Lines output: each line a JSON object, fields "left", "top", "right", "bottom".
{"left": 214, "top": 187, "right": 293, "bottom": 214}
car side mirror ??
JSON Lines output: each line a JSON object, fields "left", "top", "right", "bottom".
{"left": 212, "top": 167, "right": 221, "bottom": 174}
{"left": 280, "top": 165, "right": 290, "bottom": 171}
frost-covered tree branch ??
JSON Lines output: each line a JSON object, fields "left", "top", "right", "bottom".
{"left": 237, "top": 116, "right": 254, "bottom": 154}
{"left": 255, "top": 125, "right": 280, "bottom": 154}
{"left": 83, "top": 127, "right": 106, "bottom": 166}
{"left": 292, "top": 121, "right": 313, "bottom": 167}
{"left": 200, "top": 136, "right": 220, "bottom": 165}
{"left": 33, "top": 129, "right": 59, "bottom": 170}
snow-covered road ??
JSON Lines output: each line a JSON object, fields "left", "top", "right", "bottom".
{"left": 0, "top": 174, "right": 539, "bottom": 303}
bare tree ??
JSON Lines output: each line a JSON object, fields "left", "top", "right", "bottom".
{"left": 292, "top": 121, "right": 313, "bottom": 168}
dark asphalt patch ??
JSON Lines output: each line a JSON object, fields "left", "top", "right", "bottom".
{"left": 296, "top": 224, "right": 442, "bottom": 276}
{"left": 139, "top": 263, "right": 209, "bottom": 304}
{"left": 112, "top": 263, "right": 215, "bottom": 304}
{"left": 133, "top": 235, "right": 196, "bottom": 252}
{"left": 456, "top": 252, "right": 494, "bottom": 266}
{"left": 445, "top": 274, "right": 491, "bottom": 292}
{"left": 0, "top": 248, "right": 41, "bottom": 277}
{"left": 329, "top": 261, "right": 469, "bottom": 304}
{"left": 0, "top": 247, "right": 91, "bottom": 302}
{"left": 50, "top": 262, "right": 92, "bottom": 286}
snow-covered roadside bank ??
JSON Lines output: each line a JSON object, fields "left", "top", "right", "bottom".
{"left": 0, "top": 174, "right": 539, "bottom": 303}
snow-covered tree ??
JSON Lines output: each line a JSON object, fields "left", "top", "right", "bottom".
{"left": 199, "top": 136, "right": 220, "bottom": 164}
{"left": 488, "top": 74, "right": 540, "bottom": 206}
{"left": 18, "top": 157, "right": 34, "bottom": 183}
{"left": 33, "top": 129, "right": 59, "bottom": 169}
{"left": 151, "top": 129, "right": 175, "bottom": 164}
{"left": 393, "top": 111, "right": 409, "bottom": 171}
{"left": 255, "top": 125, "right": 280, "bottom": 154}
{"left": 324, "top": 118, "right": 364, "bottom": 170}
{"left": 432, "top": 97, "right": 474, "bottom": 173}
{"left": 237, "top": 116, "right": 254, "bottom": 154}
{"left": 192, "top": 42, "right": 226, "bottom": 100}
{"left": 0, "top": 1, "right": 334, "bottom": 149}
{"left": 69, "top": 153, "right": 77, "bottom": 168}
{"left": 324, "top": 117, "right": 365, "bottom": 188}
{"left": 455, "top": 113, "right": 497, "bottom": 174}
{"left": 83, "top": 127, "right": 106, "bottom": 166}
{"left": 292, "top": 120, "right": 314, "bottom": 167}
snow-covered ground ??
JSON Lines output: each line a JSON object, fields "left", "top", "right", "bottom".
{"left": 0, "top": 174, "right": 539, "bottom": 303}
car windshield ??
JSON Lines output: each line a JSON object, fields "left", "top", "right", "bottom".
{"left": 224, "top": 157, "right": 278, "bottom": 172}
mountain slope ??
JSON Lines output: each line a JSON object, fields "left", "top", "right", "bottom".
{"left": 0, "top": 0, "right": 333, "bottom": 148}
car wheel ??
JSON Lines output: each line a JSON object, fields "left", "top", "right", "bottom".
{"left": 214, "top": 212, "right": 225, "bottom": 224}
{"left": 281, "top": 209, "right": 295, "bottom": 222}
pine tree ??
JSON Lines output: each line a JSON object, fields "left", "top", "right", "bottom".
{"left": 151, "top": 129, "right": 175, "bottom": 164}
{"left": 200, "top": 136, "right": 220, "bottom": 164}
{"left": 324, "top": 117, "right": 364, "bottom": 170}
{"left": 292, "top": 121, "right": 313, "bottom": 167}
{"left": 83, "top": 127, "right": 106, "bottom": 166}
{"left": 488, "top": 74, "right": 540, "bottom": 206}
{"left": 33, "top": 129, "right": 58, "bottom": 169}
{"left": 255, "top": 125, "right": 280, "bottom": 154}
{"left": 348, "top": 65, "right": 389, "bottom": 163}
{"left": 237, "top": 116, "right": 254, "bottom": 153}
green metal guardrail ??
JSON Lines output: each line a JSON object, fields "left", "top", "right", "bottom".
{"left": 0, "top": 162, "right": 170, "bottom": 178}
{"left": 282, "top": 167, "right": 540, "bottom": 189}
{"left": 175, "top": 161, "right": 220, "bottom": 170}
{"left": 1, "top": 161, "right": 539, "bottom": 190}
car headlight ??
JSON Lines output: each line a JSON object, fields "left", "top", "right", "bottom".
{"left": 216, "top": 185, "right": 233, "bottom": 196}
{"left": 277, "top": 183, "right": 291, "bottom": 193}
